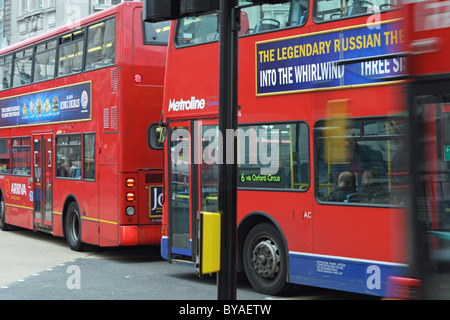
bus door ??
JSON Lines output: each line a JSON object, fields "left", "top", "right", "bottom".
{"left": 169, "top": 121, "right": 194, "bottom": 259}
{"left": 168, "top": 119, "right": 219, "bottom": 262}
{"left": 33, "top": 134, "right": 53, "bottom": 231}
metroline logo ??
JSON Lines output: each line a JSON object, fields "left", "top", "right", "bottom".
{"left": 168, "top": 96, "right": 206, "bottom": 112}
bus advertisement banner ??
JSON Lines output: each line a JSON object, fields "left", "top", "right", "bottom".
{"left": 256, "top": 20, "right": 405, "bottom": 96}
{"left": 0, "top": 81, "right": 92, "bottom": 128}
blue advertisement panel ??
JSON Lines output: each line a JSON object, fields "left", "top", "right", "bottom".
{"left": 0, "top": 81, "right": 92, "bottom": 128}
{"left": 256, "top": 20, "right": 405, "bottom": 96}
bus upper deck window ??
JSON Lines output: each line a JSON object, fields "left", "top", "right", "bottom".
{"left": 0, "top": 55, "right": 12, "bottom": 90}
{"left": 12, "top": 48, "right": 33, "bottom": 88}
{"left": 86, "top": 18, "right": 116, "bottom": 71}
{"left": 313, "top": 0, "right": 396, "bottom": 22}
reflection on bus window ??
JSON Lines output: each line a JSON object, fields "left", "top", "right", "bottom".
{"left": 34, "top": 40, "right": 57, "bottom": 82}
{"left": 0, "top": 55, "right": 11, "bottom": 90}
{"left": 86, "top": 18, "right": 115, "bottom": 71}
{"left": 315, "top": 118, "right": 408, "bottom": 205}
{"left": 13, "top": 48, "right": 33, "bottom": 87}
{"left": 238, "top": 122, "right": 310, "bottom": 190}
{"left": 174, "top": 0, "right": 308, "bottom": 47}
{"left": 313, "top": 0, "right": 396, "bottom": 22}
{"left": 55, "top": 135, "right": 82, "bottom": 179}
{"left": 58, "top": 29, "right": 85, "bottom": 76}
{"left": 0, "top": 139, "right": 10, "bottom": 175}
{"left": 12, "top": 137, "right": 31, "bottom": 176}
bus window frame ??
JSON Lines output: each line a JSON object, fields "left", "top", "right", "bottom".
{"left": 237, "top": 120, "right": 311, "bottom": 193}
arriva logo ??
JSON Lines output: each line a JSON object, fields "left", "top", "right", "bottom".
{"left": 11, "top": 183, "right": 27, "bottom": 196}
{"left": 168, "top": 96, "right": 206, "bottom": 112}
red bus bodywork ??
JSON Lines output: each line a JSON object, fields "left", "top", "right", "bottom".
{"left": 0, "top": 2, "right": 166, "bottom": 249}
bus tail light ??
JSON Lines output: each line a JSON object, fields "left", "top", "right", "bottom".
{"left": 126, "top": 192, "right": 135, "bottom": 202}
{"left": 126, "top": 178, "right": 135, "bottom": 188}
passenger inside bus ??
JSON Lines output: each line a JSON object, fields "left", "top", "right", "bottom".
{"left": 322, "top": 171, "right": 356, "bottom": 201}
{"left": 57, "top": 155, "right": 70, "bottom": 177}
{"left": 361, "top": 168, "right": 386, "bottom": 200}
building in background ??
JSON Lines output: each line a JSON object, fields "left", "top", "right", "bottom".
{"left": 0, "top": 0, "right": 139, "bottom": 49}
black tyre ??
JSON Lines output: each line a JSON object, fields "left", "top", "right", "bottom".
{"left": 65, "top": 202, "right": 84, "bottom": 251}
{"left": 243, "top": 222, "right": 292, "bottom": 295}
{"left": 0, "top": 196, "right": 11, "bottom": 231}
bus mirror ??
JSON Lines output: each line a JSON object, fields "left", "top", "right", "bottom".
{"left": 148, "top": 123, "right": 166, "bottom": 150}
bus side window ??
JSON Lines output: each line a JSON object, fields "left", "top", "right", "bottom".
{"left": 34, "top": 40, "right": 57, "bottom": 82}
{"left": 12, "top": 48, "right": 33, "bottom": 87}
{"left": 315, "top": 118, "right": 408, "bottom": 205}
{"left": 83, "top": 134, "right": 96, "bottom": 180}
{"left": 0, "top": 55, "right": 12, "bottom": 90}
{"left": 85, "top": 18, "right": 116, "bottom": 71}
{"left": 55, "top": 135, "right": 82, "bottom": 180}
{"left": 314, "top": 0, "right": 396, "bottom": 22}
{"left": 0, "top": 139, "right": 11, "bottom": 175}
{"left": 11, "top": 137, "right": 31, "bottom": 177}
{"left": 58, "top": 29, "right": 85, "bottom": 77}
{"left": 238, "top": 122, "right": 309, "bottom": 190}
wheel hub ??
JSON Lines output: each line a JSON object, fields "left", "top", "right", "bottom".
{"left": 251, "top": 239, "right": 280, "bottom": 279}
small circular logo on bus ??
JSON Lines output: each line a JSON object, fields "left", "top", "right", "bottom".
{"left": 81, "top": 91, "right": 88, "bottom": 109}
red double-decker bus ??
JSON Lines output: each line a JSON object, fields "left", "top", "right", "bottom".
{"left": 0, "top": 2, "right": 169, "bottom": 251}
{"left": 154, "top": 0, "right": 412, "bottom": 297}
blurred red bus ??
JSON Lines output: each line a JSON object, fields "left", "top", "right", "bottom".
{"left": 0, "top": 2, "right": 169, "bottom": 251}
{"left": 403, "top": 0, "right": 450, "bottom": 299}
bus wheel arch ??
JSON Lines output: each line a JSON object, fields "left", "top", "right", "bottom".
{"left": 62, "top": 196, "right": 84, "bottom": 251}
{"left": 238, "top": 212, "right": 292, "bottom": 295}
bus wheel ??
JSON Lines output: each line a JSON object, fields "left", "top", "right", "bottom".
{"left": 243, "top": 223, "right": 291, "bottom": 295}
{"left": 65, "top": 202, "right": 84, "bottom": 251}
{"left": 0, "top": 196, "right": 11, "bottom": 231}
